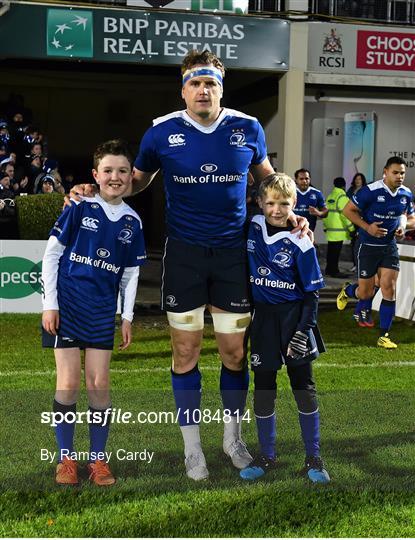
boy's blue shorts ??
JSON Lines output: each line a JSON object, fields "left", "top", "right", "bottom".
{"left": 249, "top": 301, "right": 325, "bottom": 371}
{"left": 41, "top": 327, "right": 113, "bottom": 350}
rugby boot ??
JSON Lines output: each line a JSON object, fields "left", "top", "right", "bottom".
{"left": 301, "top": 455, "right": 330, "bottom": 484}
{"left": 55, "top": 457, "right": 78, "bottom": 486}
{"left": 240, "top": 454, "right": 277, "bottom": 481}
{"left": 336, "top": 282, "right": 351, "bottom": 311}
{"left": 377, "top": 333, "right": 397, "bottom": 349}
{"left": 87, "top": 460, "right": 116, "bottom": 486}
{"left": 223, "top": 438, "right": 253, "bottom": 469}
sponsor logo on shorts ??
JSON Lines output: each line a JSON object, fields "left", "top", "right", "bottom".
{"left": 168, "top": 133, "right": 186, "bottom": 147}
{"left": 258, "top": 266, "right": 271, "bottom": 276}
{"left": 251, "top": 354, "right": 261, "bottom": 367}
{"left": 81, "top": 217, "right": 99, "bottom": 231}
{"left": 200, "top": 163, "right": 218, "bottom": 173}
{"left": 165, "top": 295, "right": 178, "bottom": 307}
{"left": 97, "top": 248, "right": 110, "bottom": 258}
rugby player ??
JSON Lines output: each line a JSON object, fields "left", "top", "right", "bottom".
{"left": 336, "top": 157, "right": 414, "bottom": 347}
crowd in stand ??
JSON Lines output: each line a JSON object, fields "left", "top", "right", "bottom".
{"left": 0, "top": 95, "right": 80, "bottom": 237}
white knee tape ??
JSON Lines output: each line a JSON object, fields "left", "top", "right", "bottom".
{"left": 167, "top": 306, "right": 205, "bottom": 331}
{"left": 211, "top": 312, "right": 251, "bottom": 334}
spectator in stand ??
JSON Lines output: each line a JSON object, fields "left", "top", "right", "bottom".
{"left": 23, "top": 125, "right": 41, "bottom": 156}
{"left": 0, "top": 172, "right": 15, "bottom": 201}
{"left": 0, "top": 143, "right": 7, "bottom": 160}
{"left": 8, "top": 111, "right": 26, "bottom": 158}
{"left": 30, "top": 141, "right": 44, "bottom": 158}
{"left": 0, "top": 120, "right": 10, "bottom": 151}
{"left": 38, "top": 175, "right": 55, "bottom": 194}
{"left": 34, "top": 159, "right": 65, "bottom": 194}
{"left": 26, "top": 153, "right": 43, "bottom": 192}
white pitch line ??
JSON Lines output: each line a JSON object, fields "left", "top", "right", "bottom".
{"left": 1, "top": 361, "right": 415, "bottom": 378}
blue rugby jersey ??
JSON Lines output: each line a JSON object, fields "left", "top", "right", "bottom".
{"left": 247, "top": 215, "right": 324, "bottom": 305}
{"left": 135, "top": 108, "right": 267, "bottom": 247}
{"left": 294, "top": 187, "right": 326, "bottom": 231}
{"left": 352, "top": 180, "right": 414, "bottom": 245}
{"left": 49, "top": 195, "right": 146, "bottom": 344}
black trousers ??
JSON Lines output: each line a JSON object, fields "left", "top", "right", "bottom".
{"left": 325, "top": 241, "right": 343, "bottom": 275}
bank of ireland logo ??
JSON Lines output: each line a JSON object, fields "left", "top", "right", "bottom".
{"left": 47, "top": 9, "right": 93, "bottom": 58}
{"left": 201, "top": 163, "right": 218, "bottom": 173}
{"left": 0, "top": 257, "right": 42, "bottom": 299}
{"left": 258, "top": 266, "right": 271, "bottom": 276}
{"left": 97, "top": 248, "right": 110, "bottom": 258}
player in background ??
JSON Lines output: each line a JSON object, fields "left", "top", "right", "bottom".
{"left": 241, "top": 173, "right": 329, "bottom": 484}
{"left": 337, "top": 157, "right": 415, "bottom": 347}
{"left": 42, "top": 140, "right": 146, "bottom": 486}
{"left": 294, "top": 168, "right": 328, "bottom": 232}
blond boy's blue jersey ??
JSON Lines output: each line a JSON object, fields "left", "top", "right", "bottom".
{"left": 248, "top": 215, "right": 324, "bottom": 305}
{"left": 135, "top": 108, "right": 267, "bottom": 248}
{"left": 50, "top": 195, "right": 146, "bottom": 345}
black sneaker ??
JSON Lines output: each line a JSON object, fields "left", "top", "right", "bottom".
{"left": 301, "top": 456, "right": 330, "bottom": 484}
{"left": 240, "top": 455, "right": 276, "bottom": 481}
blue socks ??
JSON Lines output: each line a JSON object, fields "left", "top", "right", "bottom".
{"left": 379, "top": 299, "right": 395, "bottom": 333}
{"left": 88, "top": 406, "right": 111, "bottom": 460}
{"left": 299, "top": 410, "right": 320, "bottom": 457}
{"left": 345, "top": 283, "right": 358, "bottom": 298}
{"left": 220, "top": 364, "right": 249, "bottom": 417}
{"left": 171, "top": 366, "right": 201, "bottom": 426}
{"left": 53, "top": 399, "right": 76, "bottom": 462}
{"left": 255, "top": 414, "right": 276, "bottom": 459}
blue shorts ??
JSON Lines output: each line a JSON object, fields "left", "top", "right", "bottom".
{"left": 41, "top": 327, "right": 113, "bottom": 350}
{"left": 161, "top": 237, "right": 250, "bottom": 313}
{"left": 249, "top": 302, "right": 325, "bottom": 371}
{"left": 356, "top": 242, "right": 400, "bottom": 279}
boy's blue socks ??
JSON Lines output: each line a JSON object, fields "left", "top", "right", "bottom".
{"left": 256, "top": 413, "right": 276, "bottom": 459}
{"left": 171, "top": 366, "right": 201, "bottom": 426}
{"left": 220, "top": 364, "right": 249, "bottom": 416}
{"left": 379, "top": 299, "right": 395, "bottom": 332}
{"left": 88, "top": 406, "right": 111, "bottom": 459}
{"left": 53, "top": 399, "right": 76, "bottom": 462}
{"left": 299, "top": 410, "right": 320, "bottom": 457}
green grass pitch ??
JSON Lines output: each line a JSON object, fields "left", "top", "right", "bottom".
{"left": 1, "top": 311, "right": 414, "bottom": 537}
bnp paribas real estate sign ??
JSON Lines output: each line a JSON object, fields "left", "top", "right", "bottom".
{"left": 0, "top": 3, "right": 289, "bottom": 70}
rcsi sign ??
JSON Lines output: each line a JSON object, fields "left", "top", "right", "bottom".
{"left": 308, "top": 22, "right": 415, "bottom": 77}
{"left": 356, "top": 30, "right": 415, "bottom": 71}
{"left": 0, "top": 241, "right": 47, "bottom": 313}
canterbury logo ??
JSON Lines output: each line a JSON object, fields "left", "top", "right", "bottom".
{"left": 168, "top": 133, "right": 185, "bottom": 146}
{"left": 81, "top": 217, "right": 99, "bottom": 230}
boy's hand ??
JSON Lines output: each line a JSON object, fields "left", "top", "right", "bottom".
{"left": 119, "top": 319, "right": 132, "bottom": 350}
{"left": 287, "top": 330, "right": 309, "bottom": 359}
{"left": 42, "top": 310, "right": 60, "bottom": 335}
{"left": 288, "top": 213, "right": 310, "bottom": 238}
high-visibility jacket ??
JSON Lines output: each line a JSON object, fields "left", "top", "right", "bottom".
{"left": 323, "top": 187, "right": 355, "bottom": 241}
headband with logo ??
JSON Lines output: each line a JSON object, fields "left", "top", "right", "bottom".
{"left": 182, "top": 66, "right": 223, "bottom": 87}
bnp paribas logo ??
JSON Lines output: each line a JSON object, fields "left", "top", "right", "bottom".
{"left": 47, "top": 9, "right": 93, "bottom": 58}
